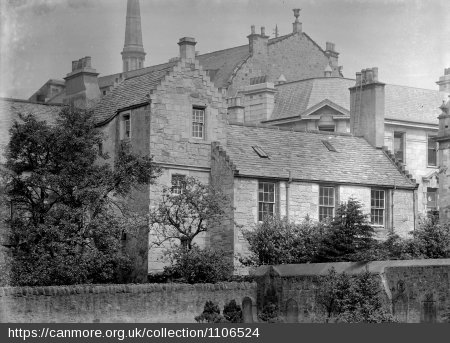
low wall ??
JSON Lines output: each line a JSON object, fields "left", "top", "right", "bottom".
{"left": 252, "top": 259, "right": 450, "bottom": 323}
{"left": 0, "top": 282, "right": 257, "bottom": 323}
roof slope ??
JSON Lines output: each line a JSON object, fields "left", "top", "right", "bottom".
{"left": 93, "top": 62, "right": 175, "bottom": 124}
{"left": 225, "top": 124, "right": 415, "bottom": 189}
{"left": 271, "top": 77, "right": 448, "bottom": 125}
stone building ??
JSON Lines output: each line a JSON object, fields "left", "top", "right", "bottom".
{"left": 4, "top": 0, "right": 448, "bottom": 275}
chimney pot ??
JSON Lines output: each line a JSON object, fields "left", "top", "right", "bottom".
{"left": 84, "top": 56, "right": 92, "bottom": 69}
{"left": 251, "top": 25, "right": 255, "bottom": 34}
{"left": 261, "top": 26, "right": 265, "bottom": 36}
{"left": 445, "top": 68, "right": 450, "bottom": 75}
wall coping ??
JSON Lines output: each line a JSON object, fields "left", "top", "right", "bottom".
{"left": 251, "top": 259, "right": 450, "bottom": 277}
{"left": 0, "top": 282, "right": 257, "bottom": 298}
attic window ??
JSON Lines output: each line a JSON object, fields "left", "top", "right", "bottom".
{"left": 252, "top": 145, "right": 269, "bottom": 158}
{"left": 322, "top": 140, "right": 337, "bottom": 152}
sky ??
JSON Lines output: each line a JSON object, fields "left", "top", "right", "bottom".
{"left": 0, "top": 0, "right": 449, "bottom": 99}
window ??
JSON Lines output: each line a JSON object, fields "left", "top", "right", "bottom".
{"left": 258, "top": 181, "right": 276, "bottom": 221}
{"left": 123, "top": 114, "right": 131, "bottom": 139}
{"left": 427, "top": 188, "right": 438, "bottom": 212}
{"left": 319, "top": 186, "right": 335, "bottom": 221}
{"left": 371, "top": 189, "right": 385, "bottom": 226}
{"left": 252, "top": 145, "right": 269, "bottom": 158}
{"left": 394, "top": 132, "right": 405, "bottom": 163}
{"left": 171, "top": 174, "right": 186, "bottom": 195}
{"left": 322, "top": 140, "right": 337, "bottom": 152}
{"left": 192, "top": 108, "right": 205, "bottom": 139}
{"left": 318, "top": 125, "right": 335, "bottom": 132}
{"left": 428, "top": 135, "right": 437, "bottom": 167}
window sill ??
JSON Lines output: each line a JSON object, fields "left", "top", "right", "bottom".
{"left": 427, "top": 165, "right": 438, "bottom": 169}
{"left": 188, "top": 138, "right": 209, "bottom": 145}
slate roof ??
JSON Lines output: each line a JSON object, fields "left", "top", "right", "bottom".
{"left": 93, "top": 62, "right": 176, "bottom": 124}
{"left": 225, "top": 124, "right": 416, "bottom": 189}
{"left": 270, "top": 77, "right": 449, "bottom": 125}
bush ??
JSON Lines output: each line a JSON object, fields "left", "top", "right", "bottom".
{"left": 223, "top": 300, "right": 243, "bottom": 323}
{"left": 195, "top": 301, "right": 227, "bottom": 323}
{"left": 240, "top": 216, "right": 324, "bottom": 266}
{"left": 257, "top": 302, "right": 283, "bottom": 323}
{"left": 163, "top": 246, "right": 233, "bottom": 284}
{"left": 315, "top": 268, "right": 397, "bottom": 323}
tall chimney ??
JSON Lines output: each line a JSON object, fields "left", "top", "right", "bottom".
{"left": 436, "top": 68, "right": 450, "bottom": 93}
{"left": 436, "top": 96, "right": 450, "bottom": 223}
{"left": 178, "top": 37, "right": 197, "bottom": 61}
{"left": 227, "top": 97, "right": 245, "bottom": 123}
{"left": 63, "top": 56, "right": 100, "bottom": 109}
{"left": 349, "top": 67, "right": 385, "bottom": 148}
{"left": 242, "top": 78, "right": 276, "bottom": 123}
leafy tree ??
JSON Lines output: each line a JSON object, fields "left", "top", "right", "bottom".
{"left": 223, "top": 299, "right": 243, "bottom": 323}
{"left": 315, "top": 268, "right": 396, "bottom": 323}
{"left": 316, "top": 198, "right": 376, "bottom": 262}
{"left": 240, "top": 216, "right": 324, "bottom": 266}
{"left": 161, "top": 245, "right": 233, "bottom": 284}
{"left": 2, "top": 107, "right": 160, "bottom": 286}
{"left": 410, "top": 216, "right": 450, "bottom": 258}
{"left": 149, "top": 176, "right": 231, "bottom": 250}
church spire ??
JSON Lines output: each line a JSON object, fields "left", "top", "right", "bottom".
{"left": 121, "top": 0, "right": 146, "bottom": 72}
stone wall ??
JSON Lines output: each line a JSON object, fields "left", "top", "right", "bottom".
{"left": 253, "top": 259, "right": 450, "bottom": 323}
{"left": 0, "top": 282, "right": 257, "bottom": 323}
{"left": 229, "top": 32, "right": 337, "bottom": 97}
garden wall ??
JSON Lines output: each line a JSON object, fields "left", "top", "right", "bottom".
{"left": 252, "top": 259, "right": 450, "bottom": 323}
{"left": 0, "top": 282, "right": 257, "bottom": 323}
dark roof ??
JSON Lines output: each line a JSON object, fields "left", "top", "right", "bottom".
{"left": 271, "top": 77, "right": 449, "bottom": 125}
{"left": 225, "top": 123, "right": 416, "bottom": 189}
{"left": 93, "top": 62, "right": 175, "bottom": 124}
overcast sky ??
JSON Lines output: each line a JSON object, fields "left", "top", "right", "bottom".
{"left": 1, "top": 0, "right": 449, "bottom": 99}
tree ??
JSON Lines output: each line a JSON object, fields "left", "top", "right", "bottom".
{"left": 316, "top": 198, "right": 377, "bottom": 262}
{"left": 149, "top": 176, "right": 231, "bottom": 250}
{"left": 240, "top": 216, "right": 324, "bottom": 266}
{"left": 2, "top": 107, "right": 160, "bottom": 286}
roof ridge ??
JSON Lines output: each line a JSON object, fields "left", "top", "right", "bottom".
{"left": 275, "top": 76, "right": 355, "bottom": 87}
{"left": 197, "top": 44, "right": 248, "bottom": 57}
{"left": 227, "top": 121, "right": 352, "bottom": 136}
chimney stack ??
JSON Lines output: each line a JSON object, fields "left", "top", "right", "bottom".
{"left": 63, "top": 56, "right": 100, "bottom": 109}
{"left": 241, "top": 77, "right": 276, "bottom": 123}
{"left": 436, "top": 68, "right": 450, "bottom": 93}
{"left": 292, "top": 9, "right": 302, "bottom": 33}
{"left": 178, "top": 37, "right": 197, "bottom": 61}
{"left": 436, "top": 96, "right": 450, "bottom": 223}
{"left": 227, "top": 97, "right": 245, "bottom": 123}
{"left": 349, "top": 67, "right": 385, "bottom": 148}
{"left": 247, "top": 26, "right": 269, "bottom": 56}
{"left": 325, "top": 42, "right": 339, "bottom": 75}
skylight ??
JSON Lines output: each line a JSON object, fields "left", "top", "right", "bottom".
{"left": 322, "top": 140, "right": 337, "bottom": 152}
{"left": 252, "top": 145, "right": 269, "bottom": 158}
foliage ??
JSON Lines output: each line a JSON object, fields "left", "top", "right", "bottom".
{"left": 162, "top": 245, "right": 233, "bottom": 284}
{"left": 2, "top": 107, "right": 160, "bottom": 286}
{"left": 240, "top": 216, "right": 325, "bottom": 266}
{"left": 315, "top": 268, "right": 397, "bottom": 323}
{"left": 149, "top": 177, "right": 231, "bottom": 250}
{"left": 195, "top": 301, "right": 227, "bottom": 323}
{"left": 316, "top": 198, "right": 376, "bottom": 262}
{"left": 257, "top": 302, "right": 283, "bottom": 323}
{"left": 195, "top": 300, "right": 243, "bottom": 323}
{"left": 410, "top": 216, "right": 450, "bottom": 258}
{"left": 223, "top": 299, "right": 243, "bottom": 323}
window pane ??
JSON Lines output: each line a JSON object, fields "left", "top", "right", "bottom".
{"left": 258, "top": 182, "right": 276, "bottom": 221}
{"left": 428, "top": 136, "right": 437, "bottom": 166}
{"left": 394, "top": 132, "right": 404, "bottom": 163}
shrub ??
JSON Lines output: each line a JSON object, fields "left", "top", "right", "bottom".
{"left": 163, "top": 246, "right": 233, "bottom": 284}
{"left": 195, "top": 301, "right": 227, "bottom": 323}
{"left": 240, "top": 216, "right": 324, "bottom": 266}
{"left": 223, "top": 300, "right": 243, "bottom": 323}
{"left": 315, "top": 268, "right": 397, "bottom": 323}
{"left": 257, "top": 302, "right": 283, "bottom": 323}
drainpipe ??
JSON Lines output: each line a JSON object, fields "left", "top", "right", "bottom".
{"left": 286, "top": 170, "right": 292, "bottom": 220}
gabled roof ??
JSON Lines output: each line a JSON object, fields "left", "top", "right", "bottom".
{"left": 93, "top": 62, "right": 176, "bottom": 124}
{"left": 225, "top": 123, "right": 416, "bottom": 189}
{"left": 270, "top": 77, "right": 449, "bottom": 125}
